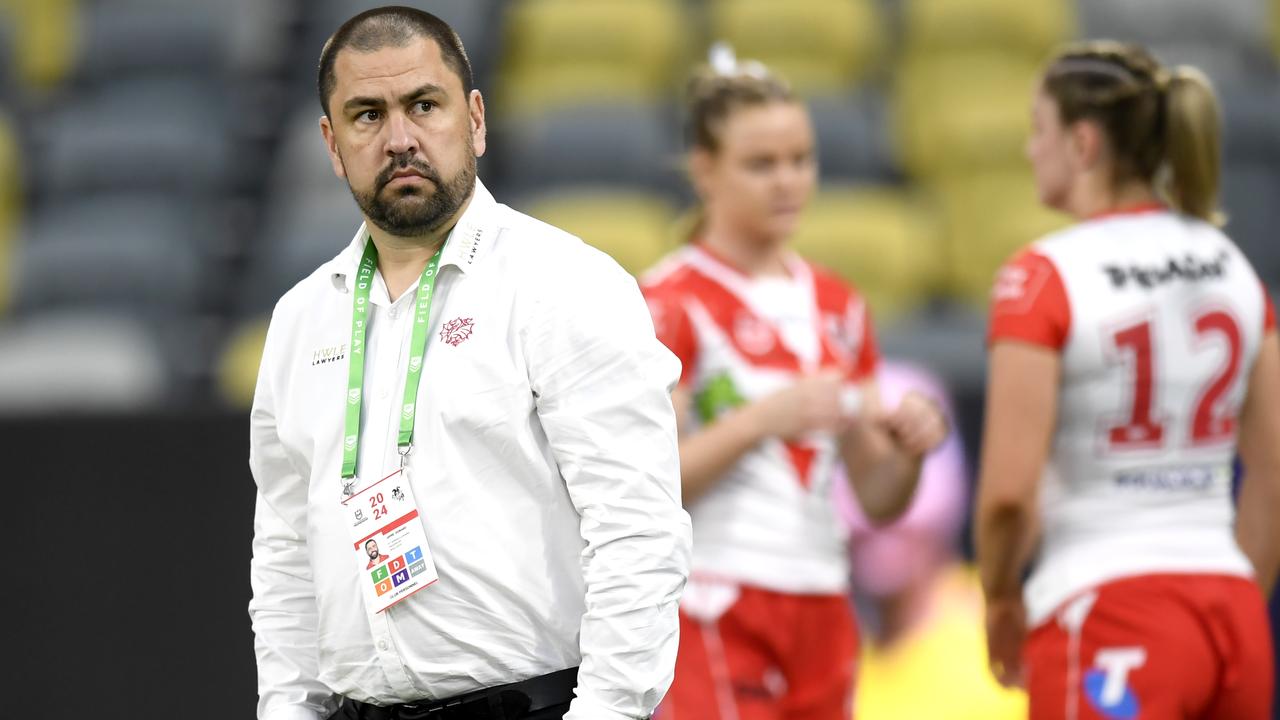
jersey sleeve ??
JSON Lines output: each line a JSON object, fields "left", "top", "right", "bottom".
{"left": 642, "top": 287, "right": 698, "bottom": 387}
{"left": 987, "top": 249, "right": 1072, "bottom": 351}
{"left": 1262, "top": 282, "right": 1276, "bottom": 333}
{"left": 850, "top": 297, "right": 880, "bottom": 381}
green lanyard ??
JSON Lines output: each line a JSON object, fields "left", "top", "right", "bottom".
{"left": 341, "top": 237, "right": 444, "bottom": 493}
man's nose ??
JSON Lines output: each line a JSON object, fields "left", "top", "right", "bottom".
{"left": 385, "top": 112, "right": 418, "bottom": 157}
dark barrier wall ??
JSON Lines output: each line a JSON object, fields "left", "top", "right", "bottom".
{"left": 8, "top": 413, "right": 1280, "bottom": 720}
{"left": 8, "top": 414, "right": 257, "bottom": 720}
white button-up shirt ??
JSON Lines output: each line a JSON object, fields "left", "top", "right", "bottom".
{"left": 249, "top": 180, "right": 691, "bottom": 720}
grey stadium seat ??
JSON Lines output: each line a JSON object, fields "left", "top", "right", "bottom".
{"left": 11, "top": 193, "right": 210, "bottom": 316}
{"left": 498, "top": 101, "right": 682, "bottom": 201}
{"left": 808, "top": 90, "right": 899, "bottom": 182}
{"left": 0, "top": 311, "right": 171, "bottom": 414}
{"left": 36, "top": 77, "right": 233, "bottom": 196}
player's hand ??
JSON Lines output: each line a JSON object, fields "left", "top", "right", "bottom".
{"left": 985, "top": 595, "right": 1027, "bottom": 689}
{"left": 751, "top": 370, "right": 846, "bottom": 440}
{"left": 876, "top": 390, "right": 948, "bottom": 457}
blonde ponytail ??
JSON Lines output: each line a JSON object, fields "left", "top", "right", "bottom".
{"left": 1162, "top": 66, "right": 1225, "bottom": 225}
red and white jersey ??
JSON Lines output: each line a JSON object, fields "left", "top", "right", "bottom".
{"left": 988, "top": 205, "right": 1277, "bottom": 625}
{"left": 642, "top": 244, "right": 879, "bottom": 594}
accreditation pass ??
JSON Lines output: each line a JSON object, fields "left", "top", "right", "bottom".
{"left": 342, "top": 468, "right": 439, "bottom": 613}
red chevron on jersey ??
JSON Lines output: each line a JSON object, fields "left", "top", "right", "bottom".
{"left": 786, "top": 442, "right": 818, "bottom": 488}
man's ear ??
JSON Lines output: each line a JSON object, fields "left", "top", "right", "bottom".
{"left": 468, "top": 89, "right": 487, "bottom": 158}
{"left": 320, "top": 115, "right": 347, "bottom": 179}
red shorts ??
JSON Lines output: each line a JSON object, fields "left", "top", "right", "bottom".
{"left": 658, "top": 584, "right": 859, "bottom": 720}
{"left": 1024, "top": 573, "right": 1273, "bottom": 720}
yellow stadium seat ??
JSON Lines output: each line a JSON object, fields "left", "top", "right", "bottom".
{"left": 791, "top": 185, "right": 942, "bottom": 319}
{"left": 0, "top": 0, "right": 78, "bottom": 89}
{"left": 498, "top": 0, "right": 689, "bottom": 114}
{"left": 218, "top": 317, "right": 268, "bottom": 409}
{"left": 894, "top": 52, "right": 1041, "bottom": 181}
{"left": 521, "top": 190, "right": 678, "bottom": 277}
{"left": 902, "top": 0, "right": 1074, "bottom": 59}
{"left": 709, "top": 0, "right": 886, "bottom": 96}
{"left": 934, "top": 168, "right": 1069, "bottom": 305}
{"left": 0, "top": 113, "right": 20, "bottom": 314}
{"left": 1273, "top": 0, "right": 1280, "bottom": 60}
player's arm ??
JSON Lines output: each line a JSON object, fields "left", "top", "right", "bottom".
{"left": 838, "top": 378, "right": 946, "bottom": 523}
{"left": 248, "top": 310, "right": 336, "bottom": 720}
{"left": 670, "top": 385, "right": 767, "bottom": 504}
{"left": 975, "top": 343, "right": 1055, "bottom": 600}
{"left": 671, "top": 370, "right": 853, "bottom": 504}
{"left": 1235, "top": 330, "right": 1280, "bottom": 596}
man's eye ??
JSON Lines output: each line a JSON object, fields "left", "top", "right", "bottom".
{"left": 357, "top": 110, "right": 381, "bottom": 123}
{"left": 414, "top": 101, "right": 435, "bottom": 114}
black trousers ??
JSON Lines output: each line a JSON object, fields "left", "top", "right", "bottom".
{"left": 327, "top": 700, "right": 570, "bottom": 720}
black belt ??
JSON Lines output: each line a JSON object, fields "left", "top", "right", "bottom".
{"left": 341, "top": 667, "right": 578, "bottom": 720}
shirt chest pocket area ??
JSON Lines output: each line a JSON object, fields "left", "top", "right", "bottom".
{"left": 424, "top": 357, "right": 535, "bottom": 440}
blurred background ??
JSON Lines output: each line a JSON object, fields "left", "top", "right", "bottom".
{"left": 1, "top": 0, "right": 1277, "bottom": 717}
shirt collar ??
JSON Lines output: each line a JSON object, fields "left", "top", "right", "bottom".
{"left": 330, "top": 178, "right": 500, "bottom": 293}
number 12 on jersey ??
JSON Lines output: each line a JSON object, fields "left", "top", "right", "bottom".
{"left": 1107, "top": 308, "right": 1242, "bottom": 451}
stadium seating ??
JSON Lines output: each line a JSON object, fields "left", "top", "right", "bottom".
{"left": 498, "top": 0, "right": 689, "bottom": 114}
{"left": 0, "top": 310, "right": 172, "bottom": 413}
{"left": 513, "top": 189, "right": 678, "bottom": 276}
{"left": 11, "top": 193, "right": 210, "bottom": 316}
{"left": 707, "top": 0, "right": 885, "bottom": 96}
{"left": 0, "top": 0, "right": 77, "bottom": 89}
{"left": 902, "top": 0, "right": 1074, "bottom": 59}
{"left": 894, "top": 52, "right": 1040, "bottom": 182}
{"left": 247, "top": 184, "right": 364, "bottom": 316}
{"left": 497, "top": 101, "right": 683, "bottom": 200}
{"left": 933, "top": 168, "right": 1069, "bottom": 305}
{"left": 36, "top": 77, "right": 233, "bottom": 197}
{"left": 0, "top": 113, "right": 19, "bottom": 314}
{"left": 1076, "top": 0, "right": 1275, "bottom": 88}
{"left": 807, "top": 91, "right": 899, "bottom": 182}
{"left": 217, "top": 317, "right": 269, "bottom": 409}
{"left": 70, "top": 1, "right": 227, "bottom": 84}
{"left": 790, "top": 184, "right": 940, "bottom": 319}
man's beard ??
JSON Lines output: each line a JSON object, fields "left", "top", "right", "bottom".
{"left": 348, "top": 146, "right": 476, "bottom": 238}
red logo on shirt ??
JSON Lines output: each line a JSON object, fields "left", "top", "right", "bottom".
{"left": 440, "top": 317, "right": 475, "bottom": 346}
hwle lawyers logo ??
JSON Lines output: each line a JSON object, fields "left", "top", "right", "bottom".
{"left": 311, "top": 343, "right": 348, "bottom": 366}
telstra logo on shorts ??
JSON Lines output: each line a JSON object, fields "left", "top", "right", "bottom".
{"left": 348, "top": 389, "right": 362, "bottom": 405}
{"left": 1084, "top": 647, "right": 1146, "bottom": 720}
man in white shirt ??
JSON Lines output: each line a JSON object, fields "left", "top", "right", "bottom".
{"left": 248, "top": 7, "right": 692, "bottom": 720}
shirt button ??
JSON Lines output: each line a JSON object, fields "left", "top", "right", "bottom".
{"left": 388, "top": 308, "right": 400, "bottom": 319}
{"left": 379, "top": 387, "right": 390, "bottom": 399}
{"left": 377, "top": 639, "right": 388, "bottom": 651}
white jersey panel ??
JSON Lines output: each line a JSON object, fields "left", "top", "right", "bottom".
{"left": 1025, "top": 211, "right": 1264, "bottom": 624}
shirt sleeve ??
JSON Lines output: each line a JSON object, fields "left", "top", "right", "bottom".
{"left": 987, "top": 249, "right": 1072, "bottom": 350}
{"left": 526, "top": 246, "right": 693, "bottom": 720}
{"left": 641, "top": 287, "right": 697, "bottom": 387}
{"left": 248, "top": 310, "right": 337, "bottom": 720}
